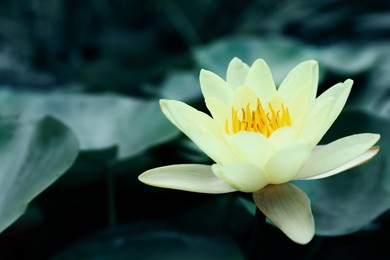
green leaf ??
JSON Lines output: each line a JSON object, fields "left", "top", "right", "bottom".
{"left": 295, "top": 110, "right": 390, "bottom": 236}
{"left": 52, "top": 222, "right": 244, "bottom": 260}
{"left": 0, "top": 116, "right": 79, "bottom": 232}
{"left": 193, "top": 36, "right": 383, "bottom": 85}
{"left": 315, "top": 44, "right": 380, "bottom": 75}
{"left": 157, "top": 71, "right": 201, "bottom": 102}
{"left": 0, "top": 89, "right": 180, "bottom": 160}
{"left": 193, "top": 36, "right": 318, "bottom": 85}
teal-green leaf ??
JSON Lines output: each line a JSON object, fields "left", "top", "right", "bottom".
{"left": 193, "top": 36, "right": 384, "bottom": 84}
{"left": 315, "top": 44, "right": 380, "bottom": 75}
{"left": 0, "top": 116, "right": 79, "bottom": 232}
{"left": 295, "top": 109, "right": 390, "bottom": 236}
{"left": 0, "top": 90, "right": 180, "bottom": 160}
{"left": 193, "top": 36, "right": 318, "bottom": 85}
{"left": 158, "top": 71, "right": 201, "bottom": 102}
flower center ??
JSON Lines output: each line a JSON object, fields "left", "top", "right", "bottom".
{"left": 225, "top": 98, "right": 291, "bottom": 137}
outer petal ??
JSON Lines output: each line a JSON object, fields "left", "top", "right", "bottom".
{"left": 160, "top": 99, "right": 237, "bottom": 164}
{"left": 244, "top": 59, "right": 277, "bottom": 103}
{"left": 227, "top": 132, "right": 275, "bottom": 169}
{"left": 311, "top": 79, "right": 353, "bottom": 145}
{"left": 301, "top": 146, "right": 380, "bottom": 180}
{"left": 138, "top": 164, "right": 236, "bottom": 194}
{"left": 253, "top": 183, "right": 314, "bottom": 244}
{"left": 296, "top": 133, "right": 380, "bottom": 179}
{"left": 264, "top": 141, "right": 311, "bottom": 184}
{"left": 212, "top": 163, "right": 268, "bottom": 192}
{"left": 200, "top": 69, "right": 233, "bottom": 105}
{"left": 278, "top": 60, "right": 319, "bottom": 121}
{"left": 226, "top": 57, "right": 250, "bottom": 88}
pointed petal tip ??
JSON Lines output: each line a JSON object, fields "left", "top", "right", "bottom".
{"left": 230, "top": 57, "right": 243, "bottom": 63}
{"left": 292, "top": 231, "right": 315, "bottom": 245}
{"left": 228, "top": 57, "right": 248, "bottom": 70}
{"left": 138, "top": 172, "right": 150, "bottom": 184}
{"left": 159, "top": 99, "right": 168, "bottom": 106}
{"left": 306, "top": 59, "right": 318, "bottom": 66}
{"left": 199, "top": 68, "right": 214, "bottom": 78}
{"left": 251, "top": 58, "right": 267, "bottom": 65}
{"left": 373, "top": 133, "right": 381, "bottom": 143}
{"left": 344, "top": 78, "right": 354, "bottom": 86}
{"left": 159, "top": 98, "right": 177, "bottom": 107}
{"left": 301, "top": 60, "right": 319, "bottom": 74}
{"left": 159, "top": 99, "right": 182, "bottom": 115}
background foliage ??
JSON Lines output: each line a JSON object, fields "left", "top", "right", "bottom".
{"left": 0, "top": 0, "right": 389, "bottom": 259}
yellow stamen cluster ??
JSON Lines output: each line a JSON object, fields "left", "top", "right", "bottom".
{"left": 225, "top": 98, "right": 291, "bottom": 137}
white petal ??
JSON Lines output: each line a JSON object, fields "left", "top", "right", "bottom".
{"left": 245, "top": 59, "right": 277, "bottom": 103}
{"left": 226, "top": 57, "right": 250, "bottom": 88}
{"left": 160, "top": 99, "right": 237, "bottom": 164}
{"left": 232, "top": 84, "right": 258, "bottom": 110}
{"left": 200, "top": 69, "right": 233, "bottom": 105}
{"left": 297, "top": 96, "right": 334, "bottom": 146}
{"left": 297, "top": 133, "right": 380, "bottom": 179}
{"left": 301, "top": 146, "right": 380, "bottom": 180}
{"left": 268, "top": 126, "right": 298, "bottom": 150}
{"left": 311, "top": 79, "right": 353, "bottom": 144}
{"left": 265, "top": 141, "right": 311, "bottom": 184}
{"left": 204, "top": 97, "right": 229, "bottom": 124}
{"left": 227, "top": 132, "right": 275, "bottom": 169}
{"left": 278, "top": 60, "right": 319, "bottom": 121}
{"left": 138, "top": 164, "right": 236, "bottom": 194}
{"left": 212, "top": 163, "right": 268, "bottom": 192}
{"left": 253, "top": 183, "right": 314, "bottom": 244}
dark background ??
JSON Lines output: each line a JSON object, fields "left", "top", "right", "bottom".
{"left": 0, "top": 0, "right": 389, "bottom": 259}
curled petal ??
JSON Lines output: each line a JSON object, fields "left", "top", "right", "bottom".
{"left": 310, "top": 79, "right": 353, "bottom": 145}
{"left": 253, "top": 183, "right": 315, "bottom": 244}
{"left": 300, "top": 146, "right": 380, "bottom": 180}
{"left": 297, "top": 133, "right": 380, "bottom": 179}
{"left": 138, "top": 164, "right": 236, "bottom": 194}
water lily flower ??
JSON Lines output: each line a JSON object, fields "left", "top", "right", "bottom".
{"left": 138, "top": 58, "right": 380, "bottom": 244}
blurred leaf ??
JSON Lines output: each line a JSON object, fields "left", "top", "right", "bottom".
{"left": 0, "top": 116, "right": 79, "bottom": 232}
{"left": 52, "top": 222, "right": 243, "bottom": 260}
{"left": 57, "top": 146, "right": 118, "bottom": 187}
{"left": 0, "top": 89, "right": 180, "bottom": 160}
{"left": 176, "top": 138, "right": 211, "bottom": 163}
{"left": 193, "top": 36, "right": 318, "bottom": 84}
{"left": 237, "top": 197, "right": 256, "bottom": 216}
{"left": 315, "top": 44, "right": 380, "bottom": 75}
{"left": 150, "top": 71, "right": 201, "bottom": 102}
{"left": 295, "top": 110, "right": 389, "bottom": 236}
{"left": 194, "top": 36, "right": 384, "bottom": 84}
